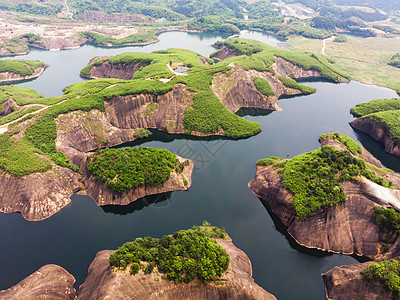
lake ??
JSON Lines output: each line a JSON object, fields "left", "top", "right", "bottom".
{"left": 0, "top": 30, "right": 398, "bottom": 300}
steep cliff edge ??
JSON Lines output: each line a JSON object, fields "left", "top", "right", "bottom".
{"left": 322, "top": 262, "right": 393, "bottom": 300}
{"left": 248, "top": 135, "right": 400, "bottom": 258}
{"left": 78, "top": 237, "right": 276, "bottom": 300}
{"left": 0, "top": 66, "right": 46, "bottom": 83}
{"left": 0, "top": 164, "right": 83, "bottom": 221}
{"left": 0, "top": 265, "right": 76, "bottom": 300}
{"left": 81, "top": 60, "right": 149, "bottom": 80}
{"left": 350, "top": 117, "right": 400, "bottom": 157}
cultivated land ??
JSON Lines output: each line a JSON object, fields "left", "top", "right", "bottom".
{"left": 286, "top": 35, "right": 400, "bottom": 93}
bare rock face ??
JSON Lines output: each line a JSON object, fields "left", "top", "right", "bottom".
{"left": 350, "top": 117, "right": 400, "bottom": 157}
{"left": 0, "top": 165, "right": 83, "bottom": 221}
{"left": 211, "top": 67, "right": 306, "bottom": 113}
{"left": 211, "top": 46, "right": 238, "bottom": 61}
{"left": 84, "top": 61, "right": 149, "bottom": 80}
{"left": 78, "top": 237, "right": 276, "bottom": 300}
{"left": 322, "top": 262, "right": 393, "bottom": 300}
{"left": 272, "top": 57, "right": 321, "bottom": 79}
{"left": 248, "top": 139, "right": 400, "bottom": 258}
{"left": 55, "top": 84, "right": 193, "bottom": 154}
{"left": 0, "top": 264, "right": 76, "bottom": 300}
{"left": 0, "top": 67, "right": 45, "bottom": 84}
{"left": 1, "top": 99, "right": 15, "bottom": 117}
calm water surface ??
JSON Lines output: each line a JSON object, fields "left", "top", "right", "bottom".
{"left": 0, "top": 31, "right": 398, "bottom": 300}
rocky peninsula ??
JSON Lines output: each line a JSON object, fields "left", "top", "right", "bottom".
{"left": 350, "top": 98, "right": 400, "bottom": 157}
{"left": 0, "top": 60, "right": 46, "bottom": 84}
{"left": 0, "top": 265, "right": 76, "bottom": 299}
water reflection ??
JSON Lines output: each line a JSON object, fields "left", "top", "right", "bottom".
{"left": 102, "top": 192, "right": 174, "bottom": 215}
{"left": 353, "top": 128, "right": 400, "bottom": 173}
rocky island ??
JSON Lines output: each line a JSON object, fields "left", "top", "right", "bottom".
{"left": 249, "top": 132, "right": 400, "bottom": 299}
{"left": 249, "top": 132, "right": 400, "bottom": 258}
{"left": 0, "top": 59, "right": 46, "bottom": 83}
{"left": 0, "top": 225, "right": 276, "bottom": 300}
{"left": 0, "top": 38, "right": 349, "bottom": 221}
{"left": 350, "top": 98, "right": 400, "bottom": 157}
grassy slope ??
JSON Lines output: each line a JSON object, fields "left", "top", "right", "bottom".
{"left": 0, "top": 59, "right": 44, "bottom": 76}
{"left": 214, "top": 38, "right": 350, "bottom": 82}
{"left": 350, "top": 98, "right": 400, "bottom": 142}
{"left": 286, "top": 36, "right": 400, "bottom": 93}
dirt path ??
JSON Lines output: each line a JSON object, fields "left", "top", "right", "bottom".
{"left": 322, "top": 36, "right": 335, "bottom": 55}
{"left": 0, "top": 99, "right": 68, "bottom": 135}
{"left": 159, "top": 64, "right": 188, "bottom": 83}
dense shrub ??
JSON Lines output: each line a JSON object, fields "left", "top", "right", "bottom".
{"left": 389, "top": 53, "right": 400, "bottom": 68}
{"left": 267, "top": 145, "right": 391, "bottom": 219}
{"left": 109, "top": 225, "right": 229, "bottom": 284}
{"left": 350, "top": 98, "right": 400, "bottom": 117}
{"left": 252, "top": 77, "right": 275, "bottom": 97}
{"left": 362, "top": 259, "right": 400, "bottom": 297}
{"left": 87, "top": 147, "right": 179, "bottom": 192}
{"left": 374, "top": 206, "right": 400, "bottom": 233}
{"left": 278, "top": 76, "right": 316, "bottom": 94}
{"left": 319, "top": 132, "right": 362, "bottom": 155}
{"left": 0, "top": 59, "right": 44, "bottom": 76}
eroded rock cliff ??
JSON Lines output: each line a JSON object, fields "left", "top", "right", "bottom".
{"left": 0, "top": 164, "right": 83, "bottom": 221}
{"left": 78, "top": 237, "right": 276, "bottom": 300}
{"left": 0, "top": 66, "right": 46, "bottom": 83}
{"left": 322, "top": 262, "right": 393, "bottom": 300}
{"left": 350, "top": 117, "right": 400, "bottom": 157}
{"left": 0, "top": 264, "right": 76, "bottom": 300}
{"left": 82, "top": 61, "right": 149, "bottom": 80}
{"left": 248, "top": 138, "right": 400, "bottom": 258}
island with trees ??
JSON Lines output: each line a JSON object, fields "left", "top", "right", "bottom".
{"left": 0, "top": 225, "right": 276, "bottom": 300}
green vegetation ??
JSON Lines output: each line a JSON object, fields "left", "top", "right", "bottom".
{"left": 333, "top": 35, "right": 348, "bottom": 43}
{"left": 80, "top": 31, "right": 157, "bottom": 47}
{"left": 0, "top": 106, "right": 42, "bottom": 125}
{"left": 350, "top": 99, "right": 400, "bottom": 142}
{"left": 256, "top": 156, "right": 280, "bottom": 167}
{"left": 319, "top": 132, "right": 362, "bottom": 155}
{"left": 0, "top": 134, "right": 52, "bottom": 177}
{"left": 259, "top": 144, "right": 391, "bottom": 219}
{"left": 0, "top": 59, "right": 44, "bottom": 76}
{"left": 252, "top": 77, "right": 275, "bottom": 97}
{"left": 87, "top": 147, "right": 179, "bottom": 192}
{"left": 70, "top": 0, "right": 244, "bottom": 21}
{"left": 374, "top": 206, "right": 400, "bottom": 233}
{"left": 108, "top": 224, "right": 229, "bottom": 283}
{"left": 278, "top": 76, "right": 316, "bottom": 95}
{"left": 134, "top": 128, "right": 152, "bottom": 138}
{"left": 188, "top": 16, "right": 240, "bottom": 34}
{"left": 287, "top": 36, "right": 400, "bottom": 93}
{"left": 351, "top": 98, "right": 400, "bottom": 117}
{"left": 362, "top": 259, "right": 400, "bottom": 297}
{"left": 214, "top": 38, "right": 350, "bottom": 82}
{"left": 1, "top": 40, "right": 349, "bottom": 177}
{"left": 389, "top": 53, "right": 400, "bottom": 68}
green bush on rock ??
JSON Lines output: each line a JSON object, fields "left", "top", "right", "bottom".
{"left": 87, "top": 147, "right": 179, "bottom": 192}
{"left": 109, "top": 225, "right": 229, "bottom": 284}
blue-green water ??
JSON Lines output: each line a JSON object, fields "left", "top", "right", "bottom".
{"left": 0, "top": 30, "right": 398, "bottom": 299}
